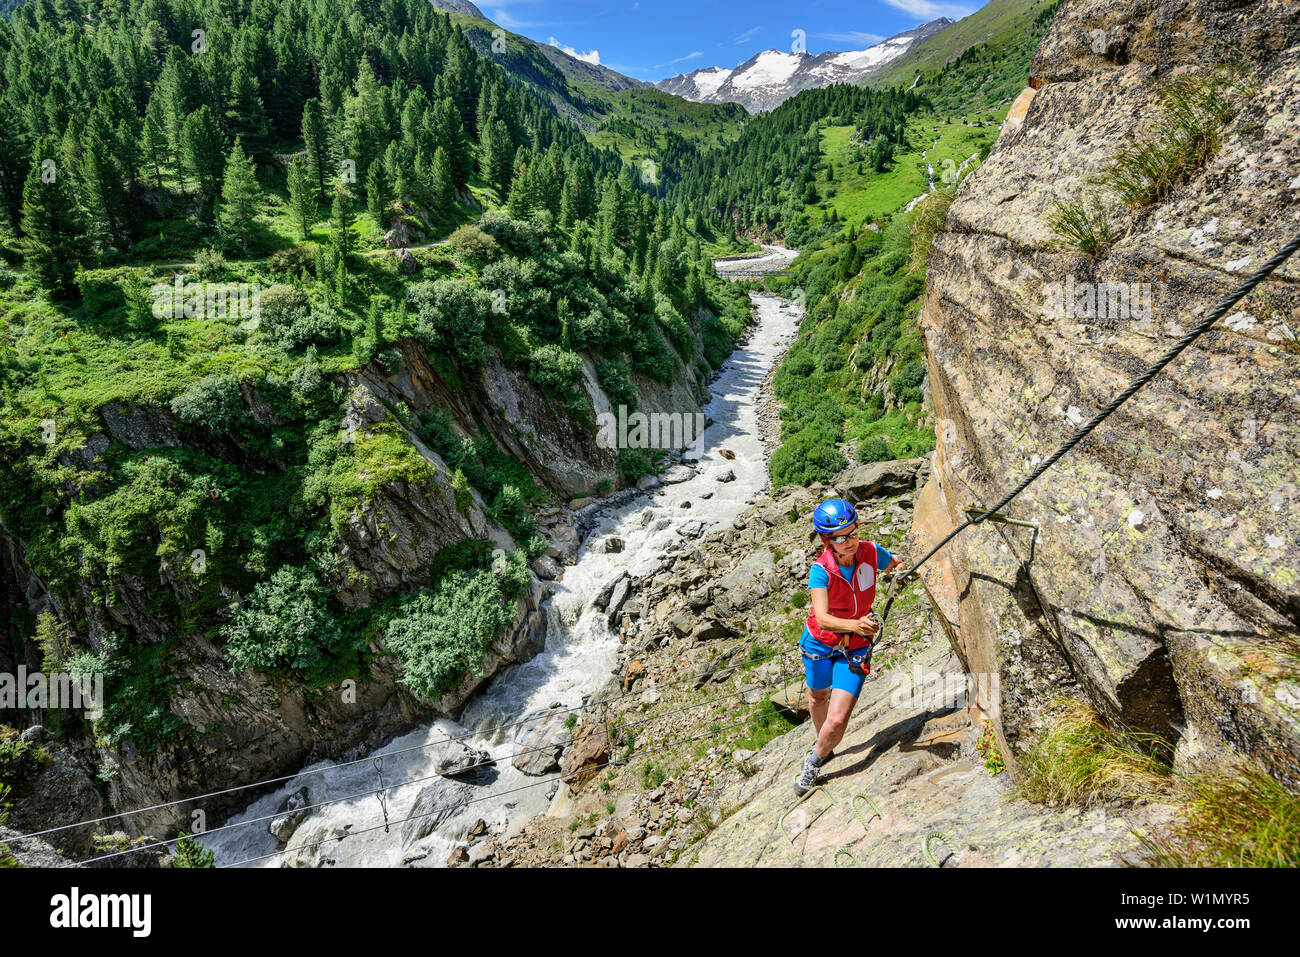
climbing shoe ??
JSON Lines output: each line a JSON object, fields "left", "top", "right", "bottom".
{"left": 793, "top": 749, "right": 822, "bottom": 796}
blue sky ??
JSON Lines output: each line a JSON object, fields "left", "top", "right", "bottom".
{"left": 481, "top": 0, "right": 984, "bottom": 81}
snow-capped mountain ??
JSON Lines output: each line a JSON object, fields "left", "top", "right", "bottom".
{"left": 657, "top": 19, "right": 954, "bottom": 113}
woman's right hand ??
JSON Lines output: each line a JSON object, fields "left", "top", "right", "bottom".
{"left": 849, "top": 616, "right": 877, "bottom": 637}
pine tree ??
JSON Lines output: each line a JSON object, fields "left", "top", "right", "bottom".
{"left": 332, "top": 184, "right": 356, "bottom": 259}
{"left": 366, "top": 159, "right": 389, "bottom": 224}
{"left": 439, "top": 98, "right": 472, "bottom": 189}
{"left": 141, "top": 109, "right": 169, "bottom": 194}
{"left": 0, "top": 105, "right": 29, "bottom": 232}
{"left": 80, "top": 114, "right": 131, "bottom": 249}
{"left": 302, "top": 98, "right": 330, "bottom": 201}
{"left": 559, "top": 170, "right": 577, "bottom": 231}
{"left": 180, "top": 105, "right": 228, "bottom": 203}
{"left": 478, "top": 118, "right": 512, "bottom": 198}
{"left": 430, "top": 146, "right": 454, "bottom": 216}
{"left": 226, "top": 72, "right": 271, "bottom": 162}
{"left": 19, "top": 142, "right": 87, "bottom": 300}
{"left": 287, "top": 156, "right": 314, "bottom": 240}
{"left": 155, "top": 50, "right": 196, "bottom": 157}
{"left": 220, "top": 138, "right": 262, "bottom": 255}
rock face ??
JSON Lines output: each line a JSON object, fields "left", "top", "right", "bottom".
{"left": 910, "top": 0, "right": 1300, "bottom": 784}
{"left": 2, "top": 742, "right": 104, "bottom": 857}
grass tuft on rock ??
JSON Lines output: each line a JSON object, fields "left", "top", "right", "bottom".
{"left": 1019, "top": 698, "right": 1171, "bottom": 806}
{"left": 1096, "top": 64, "right": 1255, "bottom": 210}
{"left": 1135, "top": 758, "right": 1300, "bottom": 868}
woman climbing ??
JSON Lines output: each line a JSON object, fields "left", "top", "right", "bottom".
{"left": 794, "top": 498, "right": 904, "bottom": 795}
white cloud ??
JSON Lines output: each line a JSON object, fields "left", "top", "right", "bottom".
{"left": 814, "top": 31, "right": 886, "bottom": 45}
{"left": 669, "top": 51, "right": 703, "bottom": 65}
{"left": 733, "top": 26, "right": 760, "bottom": 44}
{"left": 548, "top": 36, "right": 600, "bottom": 65}
{"left": 881, "top": 0, "right": 974, "bottom": 19}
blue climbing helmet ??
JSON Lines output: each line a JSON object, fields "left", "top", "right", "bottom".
{"left": 812, "top": 498, "right": 857, "bottom": 535}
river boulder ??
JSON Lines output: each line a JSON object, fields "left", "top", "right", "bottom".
{"left": 512, "top": 706, "right": 572, "bottom": 775}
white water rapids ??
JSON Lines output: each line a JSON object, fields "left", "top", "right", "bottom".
{"left": 203, "top": 244, "right": 800, "bottom": 867}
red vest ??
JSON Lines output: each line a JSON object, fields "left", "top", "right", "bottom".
{"left": 805, "top": 541, "right": 878, "bottom": 651}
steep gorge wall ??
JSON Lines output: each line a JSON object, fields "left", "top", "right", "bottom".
{"left": 0, "top": 315, "right": 715, "bottom": 845}
{"left": 911, "top": 0, "right": 1300, "bottom": 783}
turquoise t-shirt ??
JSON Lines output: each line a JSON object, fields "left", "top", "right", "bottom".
{"left": 807, "top": 544, "right": 893, "bottom": 589}
{"left": 801, "top": 544, "right": 893, "bottom": 652}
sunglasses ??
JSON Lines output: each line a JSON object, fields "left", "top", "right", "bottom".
{"left": 828, "top": 528, "right": 859, "bottom": 545}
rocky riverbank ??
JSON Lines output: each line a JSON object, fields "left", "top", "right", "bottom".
{"left": 436, "top": 455, "right": 1170, "bottom": 868}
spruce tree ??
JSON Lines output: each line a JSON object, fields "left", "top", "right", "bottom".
{"left": 302, "top": 98, "right": 330, "bottom": 201}
{"left": 19, "top": 142, "right": 87, "bottom": 300}
{"left": 439, "top": 99, "right": 472, "bottom": 189}
{"left": 430, "top": 147, "right": 454, "bottom": 215}
{"left": 366, "top": 159, "right": 389, "bottom": 224}
{"left": 180, "top": 105, "right": 228, "bottom": 203}
{"left": 332, "top": 184, "right": 356, "bottom": 259}
{"left": 220, "top": 138, "right": 262, "bottom": 255}
{"left": 226, "top": 72, "right": 271, "bottom": 162}
{"left": 287, "top": 156, "right": 314, "bottom": 240}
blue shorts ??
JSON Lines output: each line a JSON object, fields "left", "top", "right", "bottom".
{"left": 799, "top": 630, "right": 867, "bottom": 698}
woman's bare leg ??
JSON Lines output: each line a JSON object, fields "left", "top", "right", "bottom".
{"left": 815, "top": 689, "right": 858, "bottom": 758}
{"left": 809, "top": 687, "right": 831, "bottom": 737}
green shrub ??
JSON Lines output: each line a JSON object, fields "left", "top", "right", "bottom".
{"left": 382, "top": 550, "right": 530, "bottom": 699}
{"left": 452, "top": 467, "right": 473, "bottom": 512}
{"left": 258, "top": 284, "right": 310, "bottom": 323}
{"left": 222, "top": 565, "right": 344, "bottom": 673}
{"left": 889, "top": 359, "right": 926, "bottom": 406}
{"left": 267, "top": 243, "right": 318, "bottom": 279}
{"left": 171, "top": 833, "right": 215, "bottom": 868}
{"left": 653, "top": 295, "right": 692, "bottom": 356}
{"left": 770, "top": 429, "right": 846, "bottom": 488}
{"left": 597, "top": 360, "right": 636, "bottom": 411}
{"left": 0, "top": 738, "right": 51, "bottom": 786}
{"left": 491, "top": 483, "right": 534, "bottom": 538}
{"left": 408, "top": 278, "right": 490, "bottom": 368}
{"left": 527, "top": 344, "right": 583, "bottom": 396}
{"left": 262, "top": 303, "right": 344, "bottom": 353}
{"left": 193, "top": 248, "right": 230, "bottom": 281}
{"left": 169, "top": 375, "right": 250, "bottom": 434}
{"left": 448, "top": 224, "right": 500, "bottom": 266}
{"left": 857, "top": 436, "right": 891, "bottom": 463}
{"left": 618, "top": 447, "right": 651, "bottom": 483}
